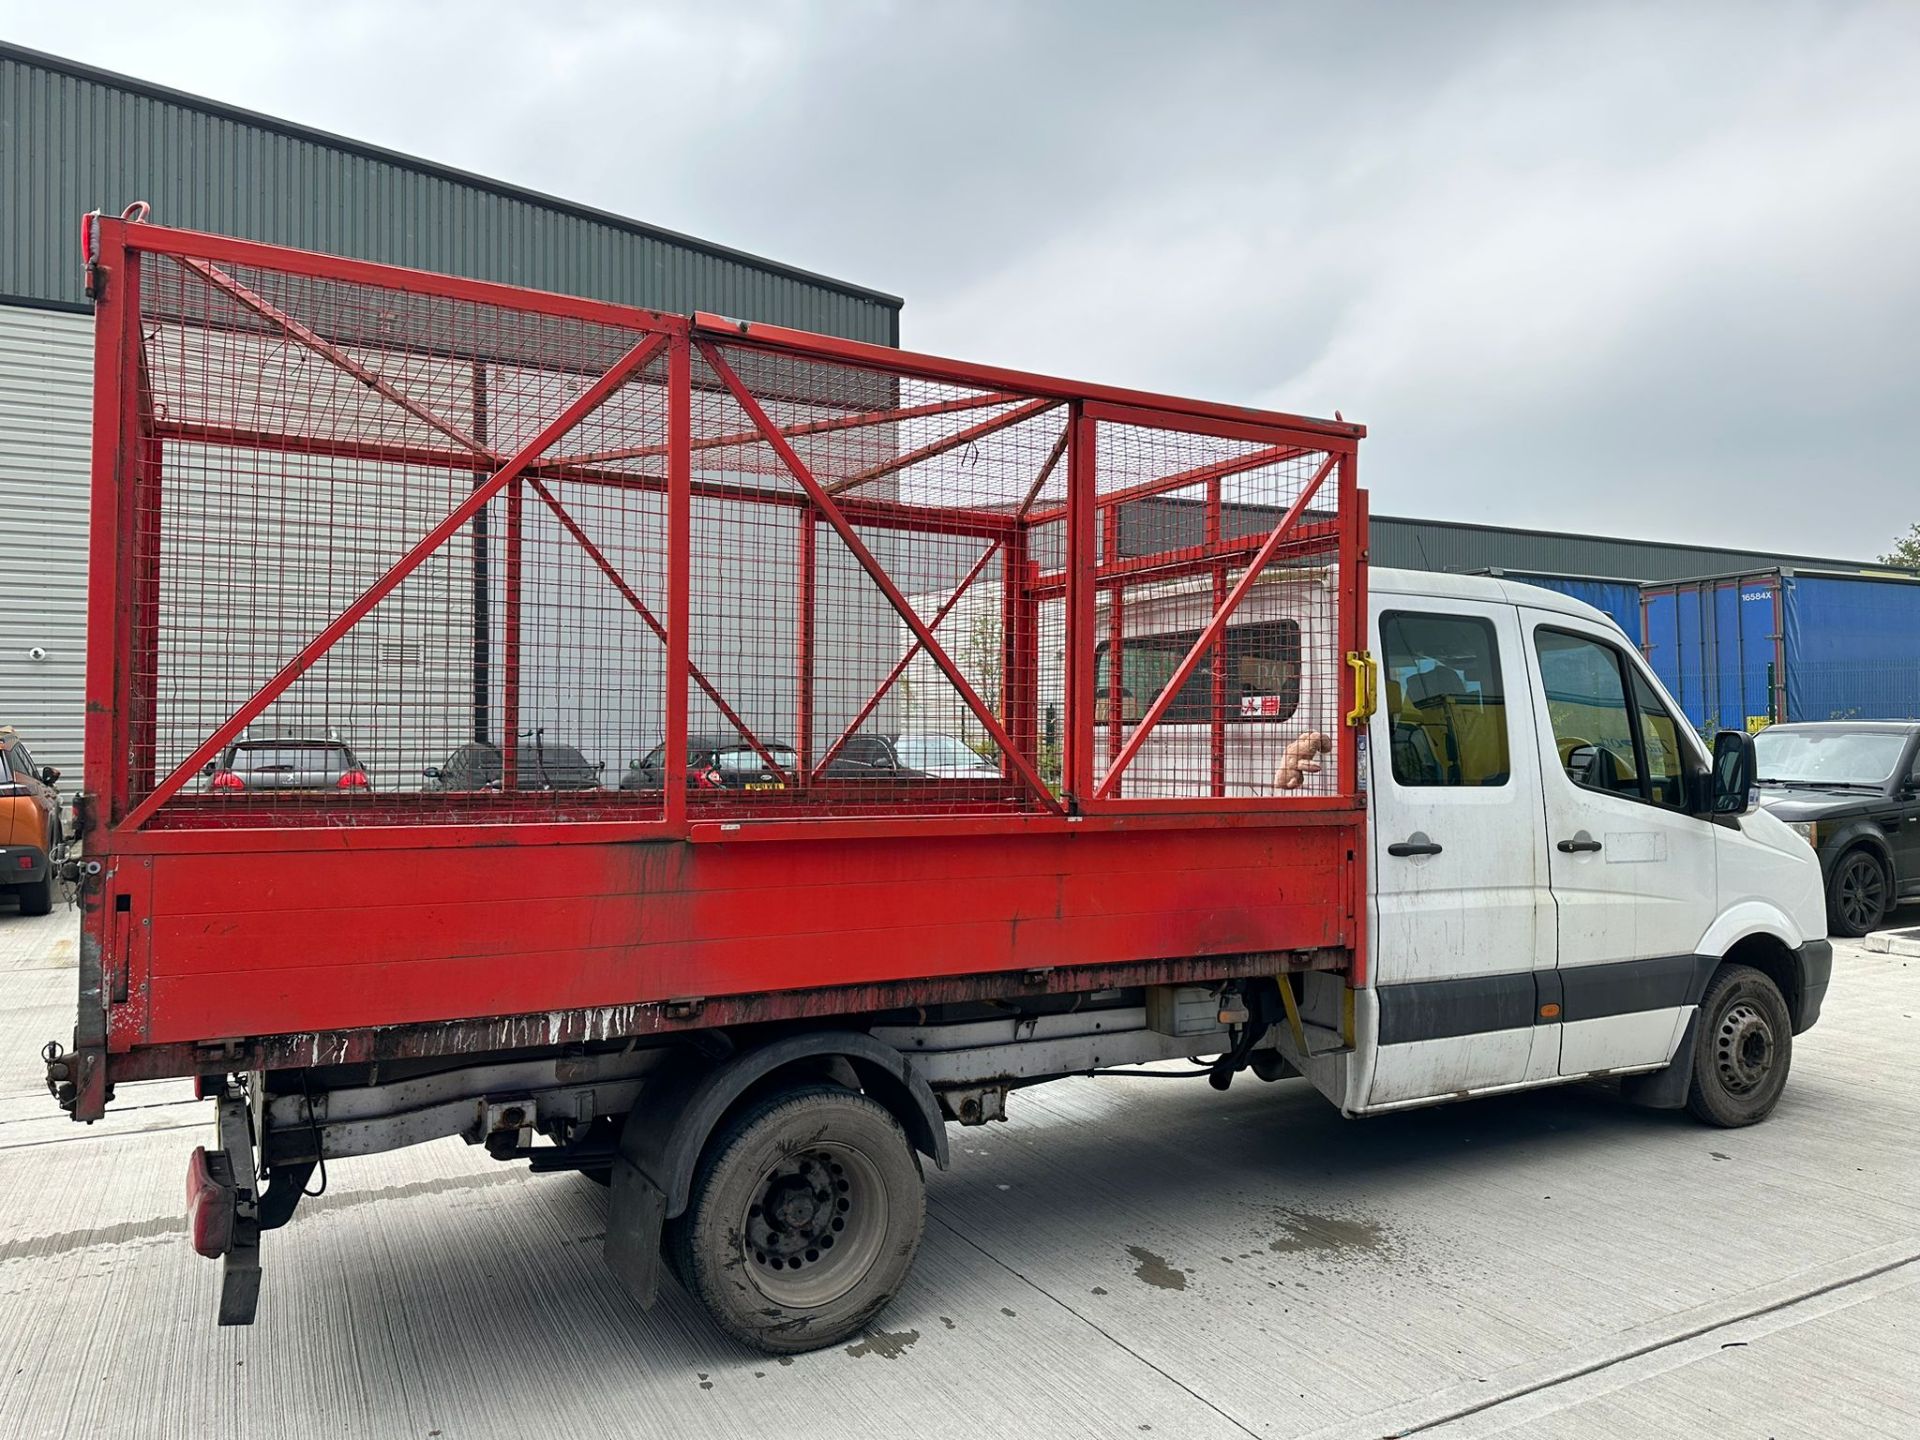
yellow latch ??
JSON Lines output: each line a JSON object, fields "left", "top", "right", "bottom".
{"left": 1345, "top": 650, "right": 1377, "bottom": 727}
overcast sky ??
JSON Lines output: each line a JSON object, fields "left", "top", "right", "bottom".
{"left": 11, "top": 1, "right": 1918, "bottom": 558}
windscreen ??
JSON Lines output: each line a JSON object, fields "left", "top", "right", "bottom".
{"left": 228, "top": 743, "right": 351, "bottom": 773}
{"left": 1753, "top": 729, "right": 1906, "bottom": 786}
{"left": 893, "top": 735, "right": 989, "bottom": 769}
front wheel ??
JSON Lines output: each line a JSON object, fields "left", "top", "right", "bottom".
{"left": 1827, "top": 847, "right": 1889, "bottom": 937}
{"left": 665, "top": 1085, "right": 926, "bottom": 1353}
{"left": 1687, "top": 963, "right": 1793, "bottom": 1127}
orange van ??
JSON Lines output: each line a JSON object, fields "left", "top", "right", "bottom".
{"left": 0, "top": 728, "right": 61, "bottom": 916}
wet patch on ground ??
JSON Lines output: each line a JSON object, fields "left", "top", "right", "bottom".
{"left": 1266, "top": 1209, "right": 1393, "bottom": 1261}
{"left": 845, "top": 1328, "right": 920, "bottom": 1359}
{"left": 1125, "top": 1245, "right": 1189, "bottom": 1291}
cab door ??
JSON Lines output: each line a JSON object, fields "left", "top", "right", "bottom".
{"left": 1520, "top": 612, "right": 1718, "bottom": 1076}
{"left": 1364, "top": 600, "right": 1558, "bottom": 1107}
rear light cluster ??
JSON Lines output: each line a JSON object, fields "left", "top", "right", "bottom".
{"left": 336, "top": 769, "right": 370, "bottom": 790}
{"left": 210, "top": 770, "right": 245, "bottom": 791}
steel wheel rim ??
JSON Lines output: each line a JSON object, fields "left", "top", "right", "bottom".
{"left": 740, "top": 1141, "right": 887, "bottom": 1309}
{"left": 1714, "top": 1000, "right": 1775, "bottom": 1096}
{"left": 1839, "top": 856, "right": 1886, "bottom": 931}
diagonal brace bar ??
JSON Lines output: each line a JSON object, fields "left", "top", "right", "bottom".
{"left": 120, "top": 330, "right": 670, "bottom": 831}
{"left": 824, "top": 396, "right": 1060, "bottom": 495}
{"left": 814, "top": 421, "right": 1065, "bottom": 774}
{"left": 524, "top": 477, "right": 789, "bottom": 784}
{"left": 1025, "top": 440, "right": 1310, "bottom": 526}
{"left": 1092, "top": 451, "right": 1341, "bottom": 801}
{"left": 182, "top": 256, "right": 495, "bottom": 458}
{"left": 701, "top": 342, "right": 1062, "bottom": 814}
{"left": 552, "top": 389, "right": 1023, "bottom": 467}
{"left": 814, "top": 536, "right": 1005, "bottom": 777}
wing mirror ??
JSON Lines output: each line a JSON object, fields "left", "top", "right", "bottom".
{"left": 201, "top": 761, "right": 217, "bottom": 777}
{"left": 1710, "top": 730, "right": 1757, "bottom": 816}
{"left": 40, "top": 765, "right": 59, "bottom": 785}
{"left": 421, "top": 766, "right": 442, "bottom": 780}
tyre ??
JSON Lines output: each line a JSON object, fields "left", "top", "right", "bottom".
{"left": 1827, "top": 847, "right": 1889, "bottom": 937}
{"left": 665, "top": 1085, "right": 925, "bottom": 1353}
{"left": 1687, "top": 963, "right": 1793, "bottom": 1127}
{"left": 16, "top": 873, "right": 53, "bottom": 917}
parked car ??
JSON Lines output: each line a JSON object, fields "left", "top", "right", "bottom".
{"left": 0, "top": 727, "right": 61, "bottom": 916}
{"left": 204, "top": 735, "right": 369, "bottom": 793}
{"left": 1755, "top": 720, "right": 1920, "bottom": 936}
{"left": 425, "top": 738, "right": 602, "bottom": 792}
{"left": 623, "top": 735, "right": 801, "bottom": 792}
{"left": 816, "top": 733, "right": 1003, "bottom": 780}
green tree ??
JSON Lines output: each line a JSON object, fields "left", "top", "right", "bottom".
{"left": 1881, "top": 523, "right": 1920, "bottom": 569}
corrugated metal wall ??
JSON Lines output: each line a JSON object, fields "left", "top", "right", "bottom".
{"left": 0, "top": 45, "right": 901, "bottom": 345}
{"left": 0, "top": 305, "right": 90, "bottom": 778}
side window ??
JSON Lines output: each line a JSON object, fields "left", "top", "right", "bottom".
{"left": 1536, "top": 627, "right": 1689, "bottom": 804}
{"left": 9, "top": 742, "right": 37, "bottom": 778}
{"left": 1379, "top": 612, "right": 1511, "bottom": 787}
{"left": 1225, "top": 621, "right": 1301, "bottom": 723}
{"left": 1093, "top": 620, "right": 1301, "bottom": 725}
{"left": 840, "top": 738, "right": 888, "bottom": 768}
{"left": 1630, "top": 671, "right": 1687, "bottom": 809}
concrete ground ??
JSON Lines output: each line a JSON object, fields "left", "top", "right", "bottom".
{"left": 1, "top": 897, "right": 1914, "bottom": 1440}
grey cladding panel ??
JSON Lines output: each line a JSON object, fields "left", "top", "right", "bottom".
{"left": 0, "top": 305, "right": 90, "bottom": 779}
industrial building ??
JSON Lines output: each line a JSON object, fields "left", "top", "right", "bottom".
{"left": 0, "top": 42, "right": 1894, "bottom": 781}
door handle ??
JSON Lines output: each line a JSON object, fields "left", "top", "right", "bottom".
{"left": 1387, "top": 839, "right": 1443, "bottom": 857}
{"left": 1557, "top": 836, "right": 1603, "bottom": 853}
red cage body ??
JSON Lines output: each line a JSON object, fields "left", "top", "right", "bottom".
{"left": 71, "top": 217, "right": 1367, "bottom": 1108}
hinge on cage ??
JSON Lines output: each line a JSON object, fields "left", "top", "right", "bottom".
{"left": 1345, "top": 651, "right": 1378, "bottom": 726}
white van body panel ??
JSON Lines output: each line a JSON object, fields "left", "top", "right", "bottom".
{"left": 1074, "top": 564, "right": 1823, "bottom": 1117}
{"left": 1316, "top": 569, "right": 1816, "bottom": 1115}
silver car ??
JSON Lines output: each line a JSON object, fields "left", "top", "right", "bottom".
{"left": 205, "top": 737, "right": 370, "bottom": 793}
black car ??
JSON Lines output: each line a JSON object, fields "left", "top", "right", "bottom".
{"left": 623, "top": 735, "right": 801, "bottom": 792}
{"left": 1755, "top": 721, "right": 1920, "bottom": 936}
{"left": 848, "top": 733, "right": 1000, "bottom": 781}
{"left": 424, "top": 739, "right": 602, "bottom": 792}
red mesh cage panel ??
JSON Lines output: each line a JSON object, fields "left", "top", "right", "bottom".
{"left": 86, "top": 221, "right": 1364, "bottom": 841}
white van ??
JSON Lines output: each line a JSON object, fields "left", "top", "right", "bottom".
{"left": 1104, "top": 566, "right": 1832, "bottom": 1126}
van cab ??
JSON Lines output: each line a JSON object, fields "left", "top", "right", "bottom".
{"left": 1106, "top": 568, "right": 1831, "bottom": 1127}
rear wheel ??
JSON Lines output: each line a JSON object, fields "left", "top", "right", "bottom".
{"left": 1827, "top": 847, "right": 1889, "bottom": 937}
{"left": 16, "top": 872, "right": 53, "bottom": 917}
{"left": 1687, "top": 963, "right": 1793, "bottom": 1127}
{"left": 665, "top": 1085, "right": 925, "bottom": 1353}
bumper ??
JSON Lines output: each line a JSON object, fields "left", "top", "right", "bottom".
{"left": 1794, "top": 939, "right": 1832, "bottom": 1034}
{"left": 0, "top": 845, "right": 48, "bottom": 885}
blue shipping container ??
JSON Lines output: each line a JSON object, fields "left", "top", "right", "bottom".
{"left": 1642, "top": 570, "right": 1920, "bottom": 729}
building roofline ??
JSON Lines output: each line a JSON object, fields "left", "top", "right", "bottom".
{"left": 0, "top": 41, "right": 905, "bottom": 312}
{"left": 1373, "top": 511, "right": 1879, "bottom": 573}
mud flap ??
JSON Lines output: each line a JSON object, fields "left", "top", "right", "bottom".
{"left": 213, "top": 1089, "right": 264, "bottom": 1325}
{"left": 1621, "top": 1011, "right": 1698, "bottom": 1111}
{"left": 603, "top": 1160, "right": 668, "bottom": 1308}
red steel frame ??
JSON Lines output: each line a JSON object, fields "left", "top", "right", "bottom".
{"left": 70, "top": 217, "right": 1370, "bottom": 1116}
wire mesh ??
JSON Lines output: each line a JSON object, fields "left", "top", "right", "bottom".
{"left": 109, "top": 232, "right": 1358, "bottom": 830}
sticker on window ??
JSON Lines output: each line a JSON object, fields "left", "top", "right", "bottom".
{"left": 1239, "top": 695, "right": 1287, "bottom": 718}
